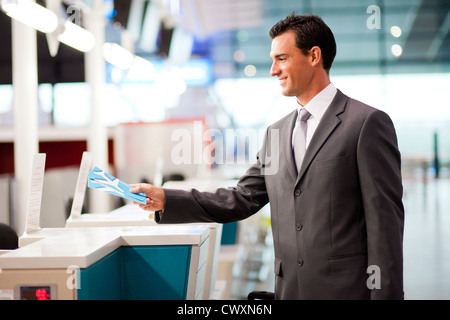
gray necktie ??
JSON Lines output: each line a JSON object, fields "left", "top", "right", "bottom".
{"left": 293, "top": 108, "right": 311, "bottom": 171}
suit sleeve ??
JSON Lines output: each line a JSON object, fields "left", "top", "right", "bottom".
{"left": 158, "top": 137, "right": 270, "bottom": 224}
{"left": 357, "top": 110, "right": 405, "bottom": 300}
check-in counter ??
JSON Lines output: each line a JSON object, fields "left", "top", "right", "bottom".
{"left": 65, "top": 204, "right": 222, "bottom": 300}
{"left": 0, "top": 225, "right": 209, "bottom": 300}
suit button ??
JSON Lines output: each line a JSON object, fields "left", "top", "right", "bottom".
{"left": 296, "top": 224, "right": 303, "bottom": 231}
{"left": 294, "top": 189, "right": 301, "bottom": 196}
{"left": 297, "top": 259, "right": 304, "bottom": 267}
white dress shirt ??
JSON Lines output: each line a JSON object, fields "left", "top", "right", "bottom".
{"left": 292, "top": 83, "right": 337, "bottom": 149}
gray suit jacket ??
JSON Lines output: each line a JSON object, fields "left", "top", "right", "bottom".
{"left": 160, "top": 90, "right": 404, "bottom": 300}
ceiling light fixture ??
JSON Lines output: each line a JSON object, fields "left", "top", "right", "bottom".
{"left": 391, "top": 44, "right": 403, "bottom": 57}
{"left": 390, "top": 26, "right": 402, "bottom": 38}
{"left": 1, "top": 0, "right": 58, "bottom": 33}
{"left": 58, "top": 20, "right": 95, "bottom": 52}
{"left": 103, "top": 42, "right": 135, "bottom": 69}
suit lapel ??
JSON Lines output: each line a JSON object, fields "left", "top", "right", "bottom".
{"left": 296, "top": 90, "right": 348, "bottom": 185}
{"left": 282, "top": 109, "right": 299, "bottom": 181}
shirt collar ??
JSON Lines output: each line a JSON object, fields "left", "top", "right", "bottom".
{"left": 297, "top": 83, "right": 337, "bottom": 121}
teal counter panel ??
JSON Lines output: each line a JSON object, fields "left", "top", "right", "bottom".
{"left": 121, "top": 246, "right": 191, "bottom": 300}
{"left": 78, "top": 245, "right": 192, "bottom": 300}
{"left": 78, "top": 249, "right": 123, "bottom": 300}
{"left": 221, "top": 222, "right": 238, "bottom": 245}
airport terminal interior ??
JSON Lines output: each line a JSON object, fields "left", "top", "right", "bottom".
{"left": 0, "top": 0, "right": 449, "bottom": 300}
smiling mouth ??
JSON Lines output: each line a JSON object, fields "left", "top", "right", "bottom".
{"left": 279, "top": 78, "right": 287, "bottom": 85}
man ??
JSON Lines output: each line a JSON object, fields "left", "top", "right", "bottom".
{"left": 131, "top": 13, "right": 404, "bottom": 300}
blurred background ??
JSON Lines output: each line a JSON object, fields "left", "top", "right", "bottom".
{"left": 0, "top": 0, "right": 449, "bottom": 299}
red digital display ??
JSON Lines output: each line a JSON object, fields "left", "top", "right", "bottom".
{"left": 35, "top": 289, "right": 50, "bottom": 300}
{"left": 20, "top": 286, "right": 51, "bottom": 300}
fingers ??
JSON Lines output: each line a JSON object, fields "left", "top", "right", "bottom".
{"left": 129, "top": 183, "right": 165, "bottom": 212}
{"left": 129, "top": 183, "right": 153, "bottom": 195}
{"left": 130, "top": 184, "right": 150, "bottom": 208}
{"left": 134, "top": 198, "right": 158, "bottom": 212}
{"left": 132, "top": 198, "right": 149, "bottom": 206}
{"left": 129, "top": 183, "right": 143, "bottom": 194}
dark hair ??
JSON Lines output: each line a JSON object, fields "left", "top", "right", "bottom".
{"left": 269, "top": 13, "right": 337, "bottom": 71}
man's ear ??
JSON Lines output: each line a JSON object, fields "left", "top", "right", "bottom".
{"left": 309, "top": 46, "right": 322, "bottom": 68}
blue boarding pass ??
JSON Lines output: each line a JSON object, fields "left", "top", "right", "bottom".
{"left": 87, "top": 167, "right": 147, "bottom": 204}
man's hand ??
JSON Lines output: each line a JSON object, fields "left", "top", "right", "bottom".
{"left": 130, "top": 183, "right": 166, "bottom": 212}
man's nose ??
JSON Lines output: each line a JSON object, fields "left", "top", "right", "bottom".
{"left": 270, "top": 62, "right": 280, "bottom": 77}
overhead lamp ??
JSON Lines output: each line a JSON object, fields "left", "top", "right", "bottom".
{"left": 391, "top": 44, "right": 403, "bottom": 58}
{"left": 58, "top": 20, "right": 95, "bottom": 52}
{"left": 390, "top": 26, "right": 402, "bottom": 38}
{"left": 102, "top": 42, "right": 135, "bottom": 69}
{"left": 1, "top": 0, "right": 58, "bottom": 33}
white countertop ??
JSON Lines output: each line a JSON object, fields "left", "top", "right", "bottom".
{"left": 66, "top": 204, "right": 219, "bottom": 230}
{"left": 0, "top": 225, "right": 209, "bottom": 270}
{"left": 66, "top": 206, "right": 155, "bottom": 228}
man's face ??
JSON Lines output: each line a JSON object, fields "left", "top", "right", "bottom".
{"left": 270, "top": 31, "right": 313, "bottom": 99}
